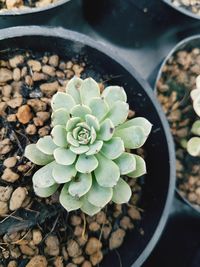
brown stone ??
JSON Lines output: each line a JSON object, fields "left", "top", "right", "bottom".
{"left": 13, "top": 68, "right": 21, "bottom": 82}
{"left": 2, "top": 84, "right": 12, "bottom": 97}
{"left": 128, "top": 207, "right": 141, "bottom": 220}
{"left": 49, "top": 55, "right": 59, "bottom": 67}
{"left": 26, "top": 124, "right": 37, "bottom": 135}
{"left": 32, "top": 72, "right": 48, "bottom": 81}
{"left": 7, "top": 97, "right": 23, "bottom": 109}
{"left": 0, "top": 102, "right": 7, "bottom": 116}
{"left": 67, "top": 240, "right": 81, "bottom": 258}
{"left": 45, "top": 235, "right": 60, "bottom": 256}
{"left": 81, "top": 261, "right": 92, "bottom": 267}
{"left": 17, "top": 105, "right": 33, "bottom": 124}
{"left": 20, "top": 245, "right": 35, "bottom": 256}
{"left": 42, "top": 65, "right": 56, "bottom": 77}
{"left": 90, "top": 250, "right": 103, "bottom": 266}
{"left": 0, "top": 68, "right": 13, "bottom": 83}
{"left": 26, "top": 255, "right": 47, "bottom": 267}
{"left": 109, "top": 229, "right": 125, "bottom": 250}
{"left": 0, "top": 186, "right": 13, "bottom": 202}
{"left": 40, "top": 81, "right": 59, "bottom": 96}
{"left": 2, "top": 168, "right": 19, "bottom": 183}
{"left": 9, "top": 187, "right": 27, "bottom": 211}
{"left": 36, "top": 111, "right": 50, "bottom": 122}
{"left": 32, "top": 229, "right": 42, "bottom": 245}
{"left": 85, "top": 238, "right": 102, "bottom": 256}
{"left": 9, "top": 55, "right": 24, "bottom": 68}
{"left": 3, "top": 157, "right": 17, "bottom": 168}
{"left": 27, "top": 99, "right": 47, "bottom": 112}
{"left": 0, "top": 201, "right": 8, "bottom": 215}
{"left": 38, "top": 126, "right": 50, "bottom": 137}
{"left": 72, "top": 256, "right": 84, "bottom": 265}
{"left": 7, "top": 260, "right": 17, "bottom": 267}
{"left": 27, "top": 60, "right": 42, "bottom": 72}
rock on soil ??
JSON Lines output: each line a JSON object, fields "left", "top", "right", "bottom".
{"left": 9, "top": 187, "right": 27, "bottom": 211}
{"left": 109, "top": 229, "right": 126, "bottom": 250}
{"left": 16, "top": 105, "right": 33, "bottom": 124}
{"left": 26, "top": 255, "right": 48, "bottom": 267}
{"left": 0, "top": 186, "right": 13, "bottom": 202}
{"left": 45, "top": 235, "right": 60, "bottom": 256}
{"left": 85, "top": 238, "right": 102, "bottom": 256}
{"left": 1, "top": 168, "right": 19, "bottom": 183}
{"left": 0, "top": 201, "right": 8, "bottom": 215}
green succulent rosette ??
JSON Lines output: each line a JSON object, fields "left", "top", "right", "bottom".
{"left": 25, "top": 77, "right": 152, "bottom": 216}
{"left": 187, "top": 76, "right": 200, "bottom": 157}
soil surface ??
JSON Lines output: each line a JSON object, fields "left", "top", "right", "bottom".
{"left": 172, "top": 0, "right": 200, "bottom": 15}
{"left": 157, "top": 47, "right": 200, "bottom": 210}
{"left": 0, "top": 49, "right": 144, "bottom": 266}
{"left": 0, "top": 0, "right": 59, "bottom": 11}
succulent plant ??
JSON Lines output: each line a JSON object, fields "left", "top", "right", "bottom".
{"left": 187, "top": 75, "right": 200, "bottom": 157}
{"left": 25, "top": 77, "right": 152, "bottom": 216}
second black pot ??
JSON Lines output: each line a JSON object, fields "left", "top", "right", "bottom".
{"left": 0, "top": 26, "right": 175, "bottom": 267}
{"left": 152, "top": 35, "right": 200, "bottom": 215}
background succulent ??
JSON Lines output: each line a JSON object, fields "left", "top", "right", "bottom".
{"left": 187, "top": 75, "right": 200, "bottom": 157}
{"left": 25, "top": 77, "right": 152, "bottom": 216}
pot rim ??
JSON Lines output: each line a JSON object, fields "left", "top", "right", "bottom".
{"left": 0, "top": 25, "right": 176, "bottom": 266}
{"left": 0, "top": 0, "right": 70, "bottom": 16}
{"left": 154, "top": 34, "right": 200, "bottom": 214}
{"left": 162, "top": 0, "right": 200, "bottom": 20}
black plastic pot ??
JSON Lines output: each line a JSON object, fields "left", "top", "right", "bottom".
{"left": 0, "top": 26, "right": 175, "bottom": 267}
{"left": 0, "top": 0, "right": 71, "bottom": 28}
{"left": 153, "top": 35, "right": 200, "bottom": 215}
{"left": 163, "top": 0, "right": 200, "bottom": 20}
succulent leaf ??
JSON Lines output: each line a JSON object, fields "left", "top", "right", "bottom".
{"left": 81, "top": 196, "right": 101, "bottom": 216}
{"left": 191, "top": 120, "right": 200, "bottom": 136}
{"left": 95, "top": 153, "right": 120, "bottom": 187}
{"left": 80, "top": 77, "right": 100, "bottom": 105}
{"left": 127, "top": 155, "right": 146, "bottom": 178}
{"left": 66, "top": 117, "right": 81, "bottom": 132}
{"left": 66, "top": 76, "right": 82, "bottom": 104}
{"left": 52, "top": 125, "right": 68, "bottom": 147}
{"left": 101, "top": 137, "right": 124, "bottom": 160}
{"left": 52, "top": 108, "right": 69, "bottom": 126}
{"left": 75, "top": 154, "right": 98, "bottom": 173}
{"left": 68, "top": 173, "right": 92, "bottom": 197}
{"left": 117, "top": 117, "right": 152, "bottom": 136}
{"left": 102, "top": 86, "right": 127, "bottom": 107}
{"left": 54, "top": 147, "right": 76, "bottom": 166}
{"left": 70, "top": 145, "right": 90, "bottom": 154}
{"left": 60, "top": 184, "right": 82, "bottom": 211}
{"left": 52, "top": 163, "right": 76, "bottom": 183}
{"left": 97, "top": 118, "right": 114, "bottom": 141}
{"left": 36, "top": 136, "right": 57, "bottom": 155}
{"left": 34, "top": 184, "right": 59, "bottom": 198}
{"left": 71, "top": 104, "right": 92, "bottom": 120}
{"left": 89, "top": 97, "right": 109, "bottom": 121}
{"left": 52, "top": 92, "right": 75, "bottom": 111}
{"left": 85, "top": 141, "right": 103, "bottom": 156}
{"left": 25, "top": 144, "right": 54, "bottom": 166}
{"left": 112, "top": 178, "right": 131, "bottom": 204}
{"left": 187, "top": 137, "right": 200, "bottom": 157}
{"left": 32, "top": 161, "right": 56, "bottom": 188}
{"left": 67, "top": 132, "right": 80, "bottom": 147}
{"left": 114, "top": 152, "right": 136, "bottom": 175}
{"left": 105, "top": 101, "right": 129, "bottom": 126}
{"left": 87, "top": 181, "right": 113, "bottom": 208}
{"left": 85, "top": 114, "right": 100, "bottom": 131}
{"left": 114, "top": 126, "right": 147, "bottom": 149}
